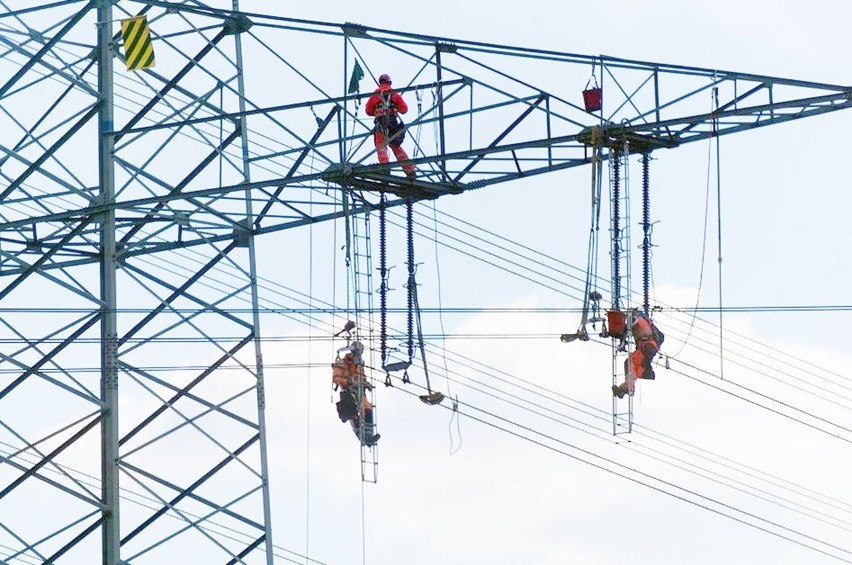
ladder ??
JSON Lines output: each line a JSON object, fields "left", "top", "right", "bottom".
{"left": 347, "top": 190, "right": 379, "bottom": 483}
{"left": 609, "top": 143, "right": 635, "bottom": 436}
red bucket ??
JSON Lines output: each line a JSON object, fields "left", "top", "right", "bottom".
{"left": 606, "top": 310, "right": 627, "bottom": 338}
{"left": 582, "top": 87, "right": 602, "bottom": 112}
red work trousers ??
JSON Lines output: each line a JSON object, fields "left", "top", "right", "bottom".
{"left": 374, "top": 130, "right": 415, "bottom": 176}
{"left": 626, "top": 340, "right": 658, "bottom": 393}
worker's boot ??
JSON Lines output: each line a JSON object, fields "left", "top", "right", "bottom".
{"left": 364, "top": 433, "right": 381, "bottom": 447}
{"left": 611, "top": 384, "right": 627, "bottom": 399}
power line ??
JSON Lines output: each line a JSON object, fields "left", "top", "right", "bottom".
{"left": 386, "top": 380, "right": 852, "bottom": 563}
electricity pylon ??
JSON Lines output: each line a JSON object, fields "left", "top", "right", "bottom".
{"left": 1, "top": 1, "right": 850, "bottom": 563}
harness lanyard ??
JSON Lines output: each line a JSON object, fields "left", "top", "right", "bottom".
{"left": 382, "top": 89, "right": 392, "bottom": 132}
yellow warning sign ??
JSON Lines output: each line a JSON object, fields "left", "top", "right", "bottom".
{"left": 121, "top": 16, "right": 155, "bottom": 71}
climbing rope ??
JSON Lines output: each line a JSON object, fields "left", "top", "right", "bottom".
{"left": 713, "top": 82, "right": 726, "bottom": 380}
{"left": 413, "top": 89, "right": 423, "bottom": 159}
{"left": 430, "top": 201, "right": 462, "bottom": 451}
{"left": 563, "top": 128, "right": 603, "bottom": 343}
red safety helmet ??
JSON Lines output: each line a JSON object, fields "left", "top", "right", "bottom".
{"left": 378, "top": 73, "right": 391, "bottom": 84}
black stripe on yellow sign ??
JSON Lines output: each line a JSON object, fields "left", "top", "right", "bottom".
{"left": 121, "top": 16, "right": 155, "bottom": 71}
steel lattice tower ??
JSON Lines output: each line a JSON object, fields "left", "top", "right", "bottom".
{"left": 1, "top": 1, "right": 852, "bottom": 563}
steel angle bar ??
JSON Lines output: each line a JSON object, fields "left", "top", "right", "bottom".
{"left": 0, "top": 68, "right": 96, "bottom": 197}
{"left": 0, "top": 351, "right": 102, "bottom": 405}
{"left": 0, "top": 412, "right": 101, "bottom": 498}
{"left": 452, "top": 94, "right": 545, "bottom": 182}
{"left": 0, "top": 103, "right": 99, "bottom": 202}
{"left": 1, "top": 509, "right": 100, "bottom": 564}
{"left": 118, "top": 477, "right": 264, "bottom": 564}
{"left": 629, "top": 91, "right": 852, "bottom": 142}
{"left": 120, "top": 486, "right": 265, "bottom": 562}
{"left": 0, "top": 453, "right": 104, "bottom": 509}
{"left": 254, "top": 105, "right": 339, "bottom": 224}
{"left": 0, "top": 251, "right": 102, "bottom": 276}
{"left": 0, "top": 217, "right": 94, "bottom": 299}
{"left": 0, "top": 34, "right": 97, "bottom": 99}
{"left": 0, "top": 246, "right": 99, "bottom": 299}
{"left": 125, "top": 0, "right": 234, "bottom": 22}
{"left": 451, "top": 51, "right": 587, "bottom": 125}
{"left": 119, "top": 255, "right": 254, "bottom": 334}
{"left": 119, "top": 433, "right": 263, "bottom": 546}
{"left": 630, "top": 77, "right": 718, "bottom": 125}
{"left": 42, "top": 516, "right": 103, "bottom": 563}
{"left": 112, "top": 7, "right": 233, "bottom": 123}
{"left": 602, "top": 64, "right": 656, "bottom": 125}
{"left": 118, "top": 464, "right": 265, "bottom": 538}
{"left": 116, "top": 266, "right": 249, "bottom": 355}
{"left": 117, "top": 78, "right": 465, "bottom": 143}
{"left": 461, "top": 157, "right": 596, "bottom": 190}
{"left": 118, "top": 376, "right": 260, "bottom": 467}
{"left": 0, "top": 0, "right": 89, "bottom": 20}
{"left": 0, "top": 311, "right": 99, "bottom": 400}
{"left": 119, "top": 259, "right": 254, "bottom": 333}
{"left": 681, "top": 103, "right": 852, "bottom": 143}
{"left": 113, "top": 88, "right": 244, "bottom": 183}
{"left": 119, "top": 483, "right": 250, "bottom": 564}
{"left": 370, "top": 35, "right": 570, "bottom": 133}
{"left": 111, "top": 82, "right": 223, "bottom": 154}
{"left": 0, "top": 0, "right": 92, "bottom": 98}
{"left": 0, "top": 519, "right": 49, "bottom": 563}
{"left": 0, "top": 132, "right": 93, "bottom": 198}
{"left": 1, "top": 410, "right": 103, "bottom": 497}
{"left": 226, "top": 534, "right": 266, "bottom": 565}
{"left": 3, "top": 311, "right": 98, "bottom": 362}
{"left": 117, "top": 128, "right": 242, "bottom": 245}
{"left": 677, "top": 82, "right": 765, "bottom": 136}
{"left": 114, "top": 27, "right": 228, "bottom": 143}
{"left": 120, "top": 359, "right": 259, "bottom": 433}
{"left": 116, "top": 242, "right": 239, "bottom": 346}
{"left": 118, "top": 334, "right": 254, "bottom": 447}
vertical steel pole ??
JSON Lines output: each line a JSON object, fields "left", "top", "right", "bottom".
{"left": 342, "top": 36, "right": 349, "bottom": 163}
{"left": 435, "top": 47, "right": 448, "bottom": 182}
{"left": 230, "top": 5, "right": 275, "bottom": 562}
{"left": 545, "top": 95, "right": 552, "bottom": 168}
{"left": 97, "top": 2, "right": 120, "bottom": 563}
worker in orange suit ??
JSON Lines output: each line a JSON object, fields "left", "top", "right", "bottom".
{"left": 612, "top": 310, "right": 664, "bottom": 399}
{"left": 332, "top": 347, "right": 380, "bottom": 446}
{"left": 365, "top": 73, "right": 416, "bottom": 180}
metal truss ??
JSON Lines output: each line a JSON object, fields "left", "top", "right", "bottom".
{"left": 0, "top": 1, "right": 850, "bottom": 563}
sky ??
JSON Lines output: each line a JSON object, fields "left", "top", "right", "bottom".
{"left": 4, "top": 1, "right": 852, "bottom": 564}
{"left": 238, "top": 1, "right": 852, "bottom": 564}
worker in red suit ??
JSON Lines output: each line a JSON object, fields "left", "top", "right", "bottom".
{"left": 612, "top": 310, "right": 664, "bottom": 398}
{"left": 365, "top": 74, "right": 416, "bottom": 180}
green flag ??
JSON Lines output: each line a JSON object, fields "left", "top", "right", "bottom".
{"left": 348, "top": 60, "right": 364, "bottom": 94}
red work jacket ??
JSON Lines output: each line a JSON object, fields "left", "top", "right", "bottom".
{"left": 365, "top": 84, "right": 408, "bottom": 117}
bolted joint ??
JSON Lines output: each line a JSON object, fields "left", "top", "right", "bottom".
{"left": 341, "top": 22, "right": 369, "bottom": 38}
{"left": 114, "top": 243, "right": 126, "bottom": 267}
{"left": 233, "top": 218, "right": 253, "bottom": 247}
{"left": 224, "top": 14, "right": 254, "bottom": 35}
